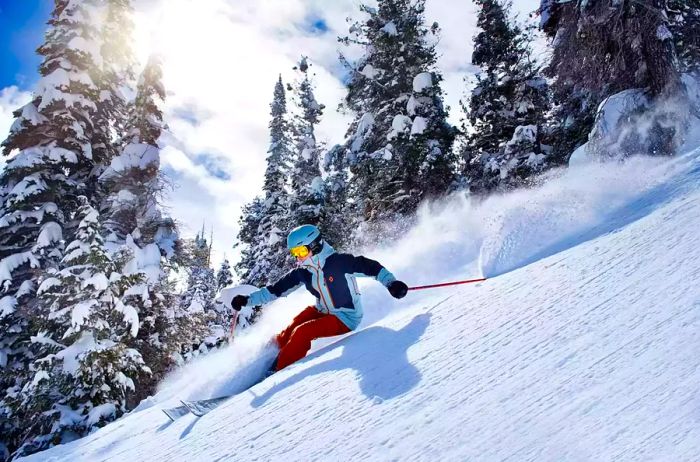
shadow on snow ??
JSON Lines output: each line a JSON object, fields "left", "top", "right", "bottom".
{"left": 250, "top": 313, "right": 432, "bottom": 407}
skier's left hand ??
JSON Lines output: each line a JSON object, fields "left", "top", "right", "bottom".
{"left": 232, "top": 295, "right": 248, "bottom": 311}
{"left": 388, "top": 280, "right": 408, "bottom": 299}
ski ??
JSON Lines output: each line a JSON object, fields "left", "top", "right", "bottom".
{"left": 180, "top": 396, "right": 231, "bottom": 417}
{"left": 162, "top": 362, "right": 276, "bottom": 420}
{"left": 162, "top": 404, "right": 191, "bottom": 422}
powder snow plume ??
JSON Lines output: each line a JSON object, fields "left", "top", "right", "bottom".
{"left": 143, "top": 149, "right": 694, "bottom": 406}
{"left": 138, "top": 290, "right": 314, "bottom": 409}
{"left": 359, "top": 152, "right": 694, "bottom": 325}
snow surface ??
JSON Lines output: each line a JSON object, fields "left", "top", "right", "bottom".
{"left": 20, "top": 149, "right": 700, "bottom": 461}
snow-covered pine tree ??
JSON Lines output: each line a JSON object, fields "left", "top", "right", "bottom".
{"left": 235, "top": 197, "right": 264, "bottom": 286}
{"left": 339, "top": 0, "right": 455, "bottom": 233}
{"left": 0, "top": 1, "right": 103, "bottom": 452}
{"left": 265, "top": 76, "right": 294, "bottom": 210}
{"left": 181, "top": 227, "right": 215, "bottom": 311}
{"left": 92, "top": 0, "right": 137, "bottom": 186}
{"left": 98, "top": 55, "right": 193, "bottom": 405}
{"left": 236, "top": 76, "right": 295, "bottom": 288}
{"left": 287, "top": 57, "right": 325, "bottom": 231}
{"left": 216, "top": 258, "right": 234, "bottom": 291}
{"left": 540, "top": 0, "right": 683, "bottom": 159}
{"left": 179, "top": 228, "right": 218, "bottom": 358}
{"left": 12, "top": 197, "right": 147, "bottom": 458}
{"left": 669, "top": 0, "right": 700, "bottom": 73}
{"left": 100, "top": 55, "right": 170, "bottom": 246}
{"left": 321, "top": 144, "right": 351, "bottom": 249}
{"left": 461, "top": 0, "right": 551, "bottom": 194}
{"left": 181, "top": 227, "right": 216, "bottom": 314}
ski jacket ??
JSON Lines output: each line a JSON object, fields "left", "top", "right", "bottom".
{"left": 246, "top": 243, "right": 396, "bottom": 330}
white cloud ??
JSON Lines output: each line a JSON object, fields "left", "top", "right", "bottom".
{"left": 130, "top": 0, "right": 543, "bottom": 271}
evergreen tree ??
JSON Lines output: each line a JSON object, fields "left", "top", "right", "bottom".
{"left": 178, "top": 228, "right": 218, "bottom": 359}
{"left": 180, "top": 228, "right": 216, "bottom": 314}
{"left": 236, "top": 76, "right": 295, "bottom": 287}
{"left": 234, "top": 197, "right": 264, "bottom": 286}
{"left": 540, "top": 0, "right": 682, "bottom": 158}
{"left": 98, "top": 55, "right": 192, "bottom": 405}
{"left": 181, "top": 266, "right": 216, "bottom": 317}
{"left": 0, "top": 1, "right": 102, "bottom": 452}
{"left": 216, "top": 258, "right": 234, "bottom": 291}
{"left": 321, "top": 144, "right": 351, "bottom": 249}
{"left": 669, "top": 0, "right": 700, "bottom": 73}
{"left": 100, "top": 55, "right": 171, "bottom": 247}
{"left": 339, "top": 0, "right": 455, "bottom": 232}
{"left": 11, "top": 198, "right": 146, "bottom": 458}
{"left": 254, "top": 76, "right": 294, "bottom": 285}
{"left": 92, "top": 0, "right": 137, "bottom": 184}
{"left": 264, "top": 76, "right": 293, "bottom": 204}
{"left": 288, "top": 57, "right": 325, "bottom": 230}
{"left": 461, "top": 0, "right": 551, "bottom": 193}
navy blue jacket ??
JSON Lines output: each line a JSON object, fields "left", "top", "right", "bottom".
{"left": 246, "top": 243, "right": 396, "bottom": 330}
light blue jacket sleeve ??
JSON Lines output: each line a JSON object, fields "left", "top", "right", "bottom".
{"left": 377, "top": 268, "right": 396, "bottom": 287}
{"left": 247, "top": 287, "right": 277, "bottom": 306}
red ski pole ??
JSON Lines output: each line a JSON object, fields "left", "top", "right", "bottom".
{"left": 408, "top": 277, "right": 487, "bottom": 291}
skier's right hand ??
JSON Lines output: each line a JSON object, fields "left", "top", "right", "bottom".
{"left": 388, "top": 280, "right": 408, "bottom": 299}
{"left": 232, "top": 295, "right": 249, "bottom": 311}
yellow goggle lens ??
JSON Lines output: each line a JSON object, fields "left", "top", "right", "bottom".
{"left": 290, "top": 245, "right": 310, "bottom": 258}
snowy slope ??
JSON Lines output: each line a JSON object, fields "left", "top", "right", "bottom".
{"left": 22, "top": 150, "right": 700, "bottom": 462}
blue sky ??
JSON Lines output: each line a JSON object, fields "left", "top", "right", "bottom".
{"left": 0, "top": 0, "right": 52, "bottom": 90}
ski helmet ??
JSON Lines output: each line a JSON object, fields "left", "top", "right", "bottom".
{"left": 287, "top": 224, "right": 321, "bottom": 250}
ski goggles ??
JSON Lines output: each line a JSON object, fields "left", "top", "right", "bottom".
{"left": 290, "top": 245, "right": 310, "bottom": 259}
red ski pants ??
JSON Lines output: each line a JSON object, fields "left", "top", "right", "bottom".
{"left": 275, "top": 306, "right": 350, "bottom": 371}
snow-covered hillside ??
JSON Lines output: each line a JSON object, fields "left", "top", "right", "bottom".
{"left": 21, "top": 149, "right": 700, "bottom": 462}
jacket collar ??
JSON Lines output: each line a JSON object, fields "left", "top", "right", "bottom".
{"left": 299, "top": 242, "right": 335, "bottom": 269}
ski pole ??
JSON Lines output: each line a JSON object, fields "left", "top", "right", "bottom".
{"left": 408, "top": 277, "right": 487, "bottom": 291}
{"left": 228, "top": 311, "right": 239, "bottom": 341}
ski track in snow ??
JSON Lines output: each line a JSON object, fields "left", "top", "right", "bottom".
{"left": 21, "top": 150, "right": 700, "bottom": 462}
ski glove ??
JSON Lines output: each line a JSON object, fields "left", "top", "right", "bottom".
{"left": 232, "top": 295, "right": 249, "bottom": 312}
{"left": 388, "top": 280, "right": 408, "bottom": 299}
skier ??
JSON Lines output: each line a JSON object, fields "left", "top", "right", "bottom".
{"left": 232, "top": 224, "right": 408, "bottom": 371}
